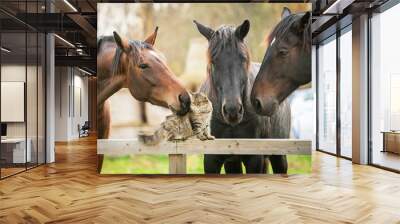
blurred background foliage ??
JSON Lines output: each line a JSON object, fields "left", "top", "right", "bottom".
{"left": 154, "top": 3, "right": 309, "bottom": 76}
{"left": 98, "top": 3, "right": 310, "bottom": 85}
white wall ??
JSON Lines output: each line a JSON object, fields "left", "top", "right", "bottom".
{"left": 71, "top": 73, "right": 89, "bottom": 138}
{"left": 55, "top": 67, "right": 69, "bottom": 141}
{"left": 54, "top": 67, "right": 89, "bottom": 141}
{"left": 1, "top": 65, "right": 26, "bottom": 137}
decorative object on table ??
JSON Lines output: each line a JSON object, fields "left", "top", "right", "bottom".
{"left": 381, "top": 131, "right": 400, "bottom": 154}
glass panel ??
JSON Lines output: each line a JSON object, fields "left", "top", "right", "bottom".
{"left": 1, "top": 31, "right": 27, "bottom": 177}
{"left": 340, "top": 29, "right": 352, "bottom": 158}
{"left": 28, "top": 0, "right": 39, "bottom": 169}
{"left": 311, "top": 46, "right": 317, "bottom": 151}
{"left": 371, "top": 4, "right": 400, "bottom": 171}
{"left": 27, "top": 31, "right": 38, "bottom": 169}
{"left": 0, "top": 1, "right": 46, "bottom": 178}
{"left": 318, "top": 37, "right": 337, "bottom": 154}
{"left": 38, "top": 32, "right": 45, "bottom": 165}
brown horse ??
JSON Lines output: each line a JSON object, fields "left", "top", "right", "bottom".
{"left": 96, "top": 28, "right": 191, "bottom": 171}
{"left": 251, "top": 8, "right": 311, "bottom": 116}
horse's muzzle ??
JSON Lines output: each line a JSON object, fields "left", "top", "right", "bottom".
{"left": 176, "top": 93, "right": 191, "bottom": 116}
{"left": 252, "top": 97, "right": 278, "bottom": 117}
{"left": 222, "top": 102, "right": 244, "bottom": 125}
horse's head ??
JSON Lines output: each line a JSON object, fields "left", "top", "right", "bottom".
{"left": 251, "top": 8, "right": 311, "bottom": 116}
{"left": 194, "top": 20, "right": 251, "bottom": 126}
{"left": 113, "top": 29, "right": 190, "bottom": 115}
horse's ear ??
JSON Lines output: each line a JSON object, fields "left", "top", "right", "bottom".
{"left": 193, "top": 20, "right": 214, "bottom": 41}
{"left": 281, "top": 7, "right": 291, "bottom": 19}
{"left": 144, "top": 26, "right": 158, "bottom": 46}
{"left": 235, "top": 19, "right": 250, "bottom": 41}
{"left": 301, "top": 12, "right": 311, "bottom": 29}
{"left": 113, "top": 31, "right": 131, "bottom": 52}
{"left": 295, "top": 12, "right": 311, "bottom": 32}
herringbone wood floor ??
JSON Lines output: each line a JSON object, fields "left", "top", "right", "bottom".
{"left": 1, "top": 136, "right": 400, "bottom": 224}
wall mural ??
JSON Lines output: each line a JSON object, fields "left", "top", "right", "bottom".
{"left": 97, "top": 3, "right": 313, "bottom": 174}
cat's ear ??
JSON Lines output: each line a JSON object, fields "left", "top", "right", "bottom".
{"left": 281, "top": 7, "right": 291, "bottom": 19}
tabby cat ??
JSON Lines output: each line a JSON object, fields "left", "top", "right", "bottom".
{"left": 138, "top": 92, "right": 214, "bottom": 145}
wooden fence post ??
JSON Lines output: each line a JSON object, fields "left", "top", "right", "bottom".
{"left": 169, "top": 154, "right": 187, "bottom": 174}
{"left": 97, "top": 154, "right": 104, "bottom": 173}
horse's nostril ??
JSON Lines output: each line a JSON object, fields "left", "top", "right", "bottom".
{"left": 223, "top": 103, "right": 243, "bottom": 117}
{"left": 223, "top": 105, "right": 228, "bottom": 115}
{"left": 238, "top": 104, "right": 243, "bottom": 114}
{"left": 176, "top": 93, "right": 191, "bottom": 116}
{"left": 254, "top": 99, "right": 262, "bottom": 112}
{"left": 179, "top": 93, "right": 190, "bottom": 105}
{"left": 178, "top": 94, "right": 184, "bottom": 102}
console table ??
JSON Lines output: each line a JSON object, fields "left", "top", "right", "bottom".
{"left": 1, "top": 138, "right": 31, "bottom": 165}
{"left": 382, "top": 131, "right": 400, "bottom": 154}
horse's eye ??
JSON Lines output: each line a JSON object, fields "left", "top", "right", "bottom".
{"left": 210, "top": 63, "right": 216, "bottom": 73}
{"left": 279, "top": 49, "right": 289, "bottom": 57}
{"left": 240, "top": 55, "right": 247, "bottom": 63}
{"left": 138, "top": 63, "right": 149, "bottom": 69}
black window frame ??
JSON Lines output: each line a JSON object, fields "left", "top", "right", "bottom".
{"left": 315, "top": 23, "right": 352, "bottom": 161}
{"left": 315, "top": 0, "right": 400, "bottom": 173}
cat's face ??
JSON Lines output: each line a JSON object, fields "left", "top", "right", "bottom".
{"left": 191, "top": 92, "right": 213, "bottom": 112}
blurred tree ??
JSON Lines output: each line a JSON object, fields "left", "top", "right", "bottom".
{"left": 99, "top": 3, "right": 310, "bottom": 79}
{"left": 138, "top": 4, "right": 156, "bottom": 124}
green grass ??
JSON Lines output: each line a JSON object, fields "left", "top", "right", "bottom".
{"left": 286, "top": 155, "right": 312, "bottom": 174}
{"left": 102, "top": 154, "right": 311, "bottom": 174}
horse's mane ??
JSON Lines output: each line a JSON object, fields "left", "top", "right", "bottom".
{"left": 208, "top": 26, "right": 250, "bottom": 63}
{"left": 113, "top": 40, "right": 155, "bottom": 76}
{"left": 267, "top": 12, "right": 311, "bottom": 51}
{"left": 97, "top": 35, "right": 154, "bottom": 76}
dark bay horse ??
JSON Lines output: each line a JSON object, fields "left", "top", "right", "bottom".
{"left": 194, "top": 20, "right": 291, "bottom": 174}
{"left": 251, "top": 8, "right": 311, "bottom": 116}
{"left": 97, "top": 28, "right": 191, "bottom": 171}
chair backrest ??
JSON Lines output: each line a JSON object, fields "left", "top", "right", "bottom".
{"left": 82, "top": 121, "right": 90, "bottom": 129}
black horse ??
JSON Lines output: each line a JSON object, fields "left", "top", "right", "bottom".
{"left": 194, "top": 19, "right": 291, "bottom": 174}
{"left": 251, "top": 7, "right": 311, "bottom": 116}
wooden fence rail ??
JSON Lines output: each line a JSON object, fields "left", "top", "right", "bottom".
{"left": 98, "top": 139, "right": 311, "bottom": 174}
